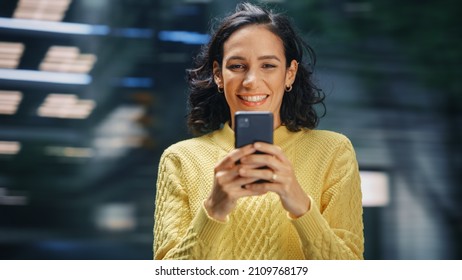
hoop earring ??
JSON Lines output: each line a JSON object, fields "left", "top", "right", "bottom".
{"left": 285, "top": 85, "right": 293, "bottom": 92}
{"left": 218, "top": 87, "right": 224, "bottom": 93}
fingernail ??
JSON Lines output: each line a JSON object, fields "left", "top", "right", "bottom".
{"left": 254, "top": 143, "right": 261, "bottom": 148}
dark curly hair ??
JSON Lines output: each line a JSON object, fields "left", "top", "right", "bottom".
{"left": 187, "top": 2, "right": 325, "bottom": 135}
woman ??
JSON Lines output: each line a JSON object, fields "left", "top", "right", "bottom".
{"left": 154, "top": 2, "right": 364, "bottom": 260}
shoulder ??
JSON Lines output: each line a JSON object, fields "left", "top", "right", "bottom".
{"left": 292, "top": 130, "right": 357, "bottom": 166}
{"left": 309, "top": 131, "right": 358, "bottom": 171}
{"left": 161, "top": 133, "right": 215, "bottom": 160}
{"left": 299, "top": 129, "right": 353, "bottom": 150}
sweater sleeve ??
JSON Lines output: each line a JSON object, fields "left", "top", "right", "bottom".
{"left": 153, "top": 151, "right": 228, "bottom": 260}
{"left": 290, "top": 138, "right": 364, "bottom": 259}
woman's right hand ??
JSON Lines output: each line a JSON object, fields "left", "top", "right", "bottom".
{"left": 204, "top": 144, "right": 266, "bottom": 222}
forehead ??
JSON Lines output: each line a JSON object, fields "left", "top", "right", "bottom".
{"left": 223, "top": 25, "right": 285, "bottom": 59}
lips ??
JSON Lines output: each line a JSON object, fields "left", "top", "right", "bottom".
{"left": 238, "top": 94, "right": 268, "bottom": 106}
{"left": 239, "top": 95, "right": 267, "bottom": 102}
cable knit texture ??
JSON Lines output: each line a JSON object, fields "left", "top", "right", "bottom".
{"left": 153, "top": 123, "right": 364, "bottom": 260}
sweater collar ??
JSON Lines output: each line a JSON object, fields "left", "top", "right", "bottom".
{"left": 211, "top": 122, "right": 296, "bottom": 152}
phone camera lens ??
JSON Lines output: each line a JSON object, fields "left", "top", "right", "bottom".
{"left": 238, "top": 117, "right": 250, "bottom": 128}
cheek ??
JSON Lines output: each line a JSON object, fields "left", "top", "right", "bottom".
{"left": 223, "top": 75, "right": 241, "bottom": 89}
{"left": 269, "top": 76, "right": 286, "bottom": 93}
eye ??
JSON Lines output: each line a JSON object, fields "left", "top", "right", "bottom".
{"left": 262, "top": 63, "right": 276, "bottom": 69}
{"left": 227, "top": 64, "right": 246, "bottom": 71}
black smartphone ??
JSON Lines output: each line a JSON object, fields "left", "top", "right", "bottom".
{"left": 234, "top": 111, "right": 273, "bottom": 184}
{"left": 234, "top": 111, "right": 273, "bottom": 148}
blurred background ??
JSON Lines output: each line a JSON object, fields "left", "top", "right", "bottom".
{"left": 0, "top": 0, "right": 460, "bottom": 260}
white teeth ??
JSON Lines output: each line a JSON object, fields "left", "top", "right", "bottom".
{"left": 240, "top": 95, "right": 267, "bottom": 102}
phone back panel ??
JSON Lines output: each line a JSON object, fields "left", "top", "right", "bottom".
{"left": 234, "top": 111, "right": 273, "bottom": 148}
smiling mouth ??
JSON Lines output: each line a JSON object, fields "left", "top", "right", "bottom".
{"left": 238, "top": 95, "right": 268, "bottom": 103}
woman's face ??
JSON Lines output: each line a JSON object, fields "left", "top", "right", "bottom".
{"left": 213, "top": 24, "right": 298, "bottom": 129}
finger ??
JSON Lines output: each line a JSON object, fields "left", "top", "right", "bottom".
{"left": 216, "top": 144, "right": 256, "bottom": 169}
{"left": 215, "top": 166, "right": 240, "bottom": 187}
{"left": 245, "top": 180, "right": 282, "bottom": 195}
{"left": 240, "top": 153, "right": 278, "bottom": 169}
{"left": 238, "top": 167, "right": 274, "bottom": 182}
{"left": 253, "top": 142, "right": 289, "bottom": 163}
{"left": 235, "top": 176, "right": 261, "bottom": 189}
{"left": 222, "top": 177, "right": 265, "bottom": 201}
{"left": 216, "top": 167, "right": 260, "bottom": 191}
{"left": 241, "top": 183, "right": 269, "bottom": 196}
{"left": 240, "top": 154, "right": 290, "bottom": 175}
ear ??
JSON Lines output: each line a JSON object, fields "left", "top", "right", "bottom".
{"left": 212, "top": 61, "right": 223, "bottom": 87}
{"left": 285, "top": 59, "right": 298, "bottom": 86}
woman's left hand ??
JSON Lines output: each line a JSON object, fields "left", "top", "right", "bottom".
{"left": 238, "top": 142, "right": 311, "bottom": 218}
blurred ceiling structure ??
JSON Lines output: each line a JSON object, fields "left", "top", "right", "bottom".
{"left": 0, "top": 0, "right": 204, "bottom": 259}
{"left": 0, "top": 0, "right": 461, "bottom": 260}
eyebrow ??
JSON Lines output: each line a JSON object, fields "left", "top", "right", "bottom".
{"left": 226, "top": 55, "right": 281, "bottom": 62}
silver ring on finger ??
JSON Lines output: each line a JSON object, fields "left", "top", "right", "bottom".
{"left": 271, "top": 172, "right": 278, "bottom": 182}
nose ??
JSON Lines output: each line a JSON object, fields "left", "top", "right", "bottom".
{"left": 242, "top": 68, "right": 258, "bottom": 89}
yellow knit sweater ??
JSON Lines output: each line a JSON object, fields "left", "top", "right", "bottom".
{"left": 153, "top": 124, "right": 364, "bottom": 260}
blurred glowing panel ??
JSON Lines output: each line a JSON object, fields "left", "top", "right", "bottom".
{"left": 94, "top": 136, "right": 144, "bottom": 149}
{"left": 119, "top": 77, "right": 153, "bottom": 88}
{"left": 0, "top": 141, "right": 21, "bottom": 155}
{"left": 95, "top": 106, "right": 145, "bottom": 136}
{"left": 46, "top": 46, "right": 79, "bottom": 60}
{"left": 45, "top": 146, "right": 94, "bottom": 158}
{"left": 44, "top": 93, "right": 77, "bottom": 104}
{"left": 13, "top": 0, "right": 72, "bottom": 22}
{"left": 37, "top": 93, "right": 95, "bottom": 119}
{"left": 112, "top": 28, "right": 153, "bottom": 38}
{"left": 158, "top": 30, "right": 210, "bottom": 45}
{"left": 0, "top": 42, "right": 25, "bottom": 69}
{"left": 95, "top": 203, "right": 136, "bottom": 232}
{"left": 0, "top": 69, "right": 91, "bottom": 84}
{"left": 360, "top": 170, "right": 390, "bottom": 207}
{"left": 0, "top": 18, "right": 150, "bottom": 38}
{"left": 0, "top": 17, "right": 110, "bottom": 35}
{"left": 0, "top": 90, "right": 22, "bottom": 115}
{"left": 93, "top": 106, "right": 147, "bottom": 158}
{"left": 39, "top": 46, "right": 97, "bottom": 73}
{"left": 0, "top": 187, "right": 28, "bottom": 206}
